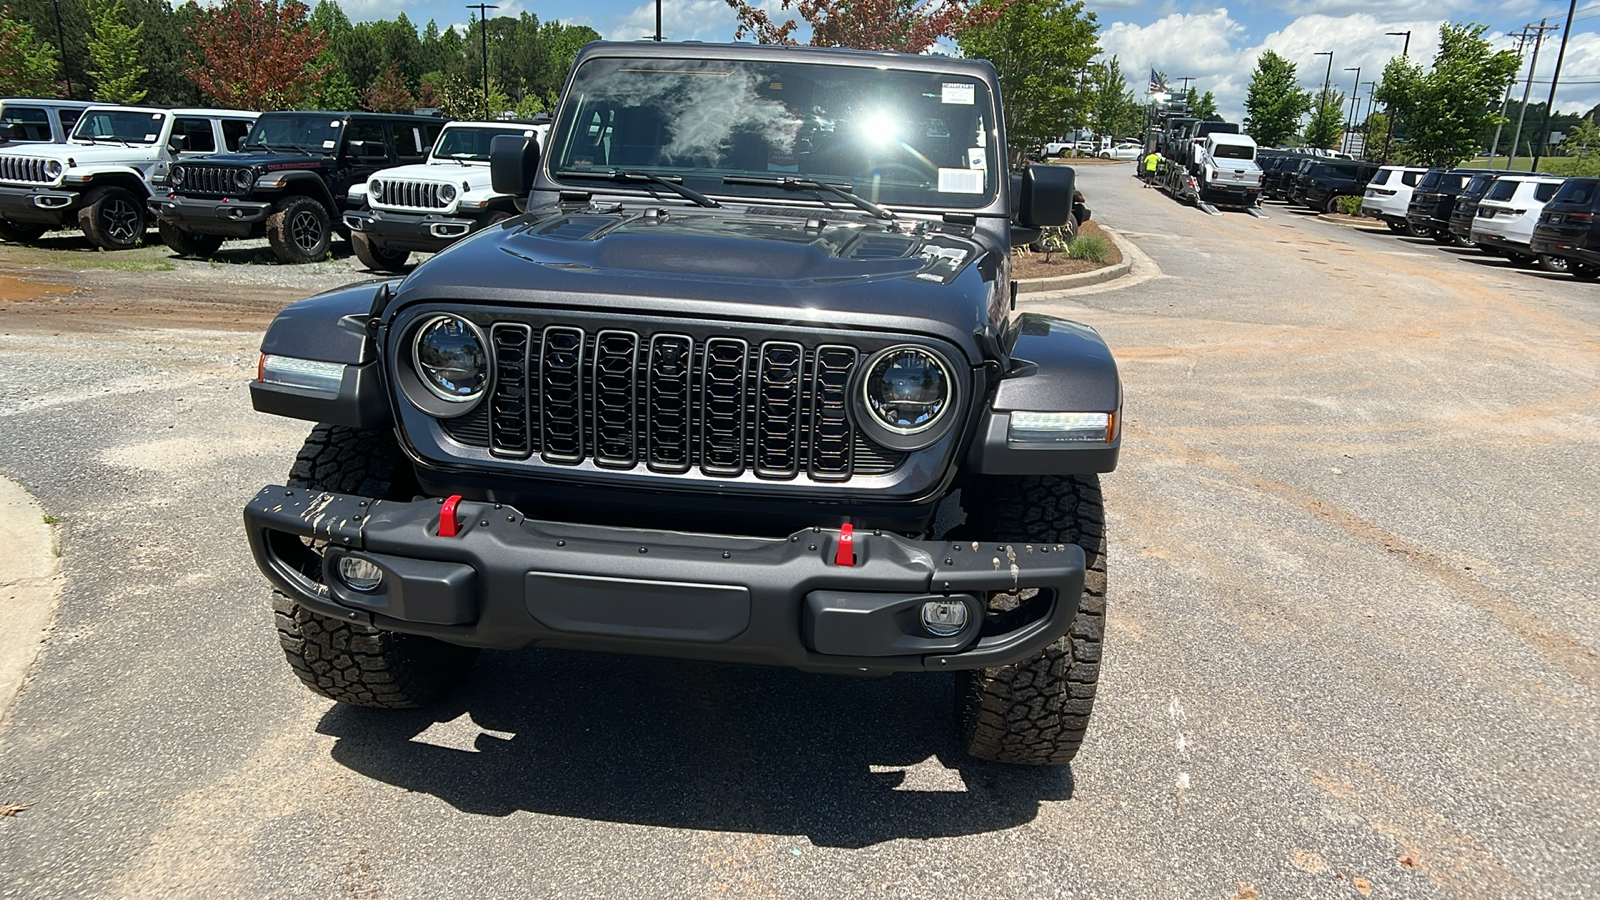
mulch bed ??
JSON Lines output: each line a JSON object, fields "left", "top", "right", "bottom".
{"left": 1011, "top": 220, "right": 1123, "bottom": 281}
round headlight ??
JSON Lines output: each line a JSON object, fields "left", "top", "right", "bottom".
{"left": 412, "top": 315, "right": 488, "bottom": 403}
{"left": 368, "top": 179, "right": 384, "bottom": 201}
{"left": 861, "top": 346, "right": 952, "bottom": 438}
{"left": 169, "top": 164, "right": 185, "bottom": 185}
{"left": 438, "top": 183, "right": 457, "bottom": 203}
{"left": 45, "top": 159, "right": 63, "bottom": 179}
{"left": 233, "top": 167, "right": 253, "bottom": 190}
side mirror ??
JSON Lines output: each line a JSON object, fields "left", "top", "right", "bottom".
{"left": 0, "top": 123, "right": 12, "bottom": 143}
{"left": 1013, "top": 164, "right": 1075, "bottom": 228}
{"left": 490, "top": 134, "right": 540, "bottom": 209}
{"left": 234, "top": 136, "right": 248, "bottom": 152}
{"left": 167, "top": 134, "right": 187, "bottom": 154}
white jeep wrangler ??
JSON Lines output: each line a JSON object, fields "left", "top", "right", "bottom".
{"left": 342, "top": 120, "right": 551, "bottom": 272}
{"left": 0, "top": 106, "right": 257, "bottom": 250}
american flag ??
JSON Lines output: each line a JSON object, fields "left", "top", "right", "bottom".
{"left": 1149, "top": 68, "right": 1165, "bottom": 93}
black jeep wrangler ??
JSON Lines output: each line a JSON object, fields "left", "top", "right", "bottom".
{"left": 243, "top": 42, "right": 1121, "bottom": 766}
{"left": 150, "top": 111, "right": 444, "bottom": 263}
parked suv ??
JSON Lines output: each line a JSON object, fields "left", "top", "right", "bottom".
{"left": 1360, "top": 165, "right": 1429, "bottom": 235}
{"left": 0, "top": 105, "right": 257, "bottom": 249}
{"left": 243, "top": 41, "right": 1119, "bottom": 767}
{"left": 1291, "top": 159, "right": 1379, "bottom": 213}
{"left": 1405, "top": 167, "right": 1493, "bottom": 245}
{"left": 1470, "top": 175, "right": 1565, "bottom": 270}
{"left": 0, "top": 98, "right": 93, "bottom": 145}
{"left": 1446, "top": 172, "right": 1502, "bottom": 246}
{"left": 342, "top": 120, "right": 550, "bottom": 272}
{"left": 151, "top": 111, "right": 445, "bottom": 263}
{"left": 1530, "top": 177, "right": 1600, "bottom": 280}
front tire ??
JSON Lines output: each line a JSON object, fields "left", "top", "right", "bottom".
{"left": 77, "top": 186, "right": 145, "bottom": 250}
{"left": 1570, "top": 262, "right": 1600, "bottom": 281}
{"left": 350, "top": 231, "right": 411, "bottom": 273}
{"left": 0, "top": 220, "right": 47, "bottom": 243}
{"left": 273, "top": 425, "right": 478, "bottom": 708}
{"left": 956, "top": 474, "right": 1107, "bottom": 766}
{"left": 157, "top": 220, "right": 224, "bottom": 258}
{"left": 1537, "top": 254, "right": 1570, "bottom": 274}
{"left": 1408, "top": 222, "right": 1433, "bottom": 239}
{"left": 266, "top": 195, "right": 333, "bottom": 264}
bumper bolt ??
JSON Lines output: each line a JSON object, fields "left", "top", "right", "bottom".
{"left": 808, "top": 544, "right": 817, "bottom": 551}
{"left": 722, "top": 551, "right": 731, "bottom": 559}
{"left": 557, "top": 540, "right": 565, "bottom": 547}
{"left": 945, "top": 558, "right": 953, "bottom": 565}
{"left": 480, "top": 520, "right": 489, "bottom": 527}
{"left": 639, "top": 547, "right": 648, "bottom": 554}
{"left": 507, "top": 516, "right": 515, "bottom": 522}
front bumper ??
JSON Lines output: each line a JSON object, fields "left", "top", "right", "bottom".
{"left": 245, "top": 485, "right": 1086, "bottom": 675}
{"left": 343, "top": 207, "right": 480, "bottom": 253}
{"left": 0, "top": 185, "right": 79, "bottom": 225}
{"left": 147, "top": 195, "right": 272, "bottom": 237}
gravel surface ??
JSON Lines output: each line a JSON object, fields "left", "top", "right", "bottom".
{"left": 0, "top": 170, "right": 1595, "bottom": 899}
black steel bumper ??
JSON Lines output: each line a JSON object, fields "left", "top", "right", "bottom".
{"left": 244, "top": 485, "right": 1086, "bottom": 674}
{"left": 1531, "top": 227, "right": 1599, "bottom": 265}
{"left": 344, "top": 208, "right": 479, "bottom": 254}
{"left": 0, "top": 184, "right": 79, "bottom": 225}
{"left": 147, "top": 195, "right": 271, "bottom": 237}
{"left": 1200, "top": 185, "right": 1259, "bottom": 207}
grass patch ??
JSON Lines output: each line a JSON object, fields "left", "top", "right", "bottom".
{"left": 1464, "top": 156, "right": 1588, "bottom": 176}
{"left": 41, "top": 514, "right": 61, "bottom": 525}
{"left": 1067, "top": 232, "right": 1112, "bottom": 263}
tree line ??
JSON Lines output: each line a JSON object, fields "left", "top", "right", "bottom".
{"left": 0, "top": 0, "right": 597, "bottom": 118}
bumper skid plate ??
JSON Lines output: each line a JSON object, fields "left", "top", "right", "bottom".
{"left": 244, "top": 485, "right": 1086, "bottom": 673}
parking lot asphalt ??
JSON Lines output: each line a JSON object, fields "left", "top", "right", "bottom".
{"left": 0, "top": 167, "right": 1595, "bottom": 899}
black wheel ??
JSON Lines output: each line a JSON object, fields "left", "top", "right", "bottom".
{"left": 1570, "top": 262, "right": 1600, "bottom": 281}
{"left": 1323, "top": 194, "right": 1341, "bottom": 215}
{"left": 157, "top": 220, "right": 223, "bottom": 257}
{"left": 1537, "top": 254, "right": 1570, "bottom": 274}
{"left": 266, "top": 195, "right": 332, "bottom": 263}
{"left": 350, "top": 231, "right": 411, "bottom": 273}
{"left": 1430, "top": 229, "right": 1454, "bottom": 245}
{"left": 1448, "top": 230, "right": 1472, "bottom": 248}
{"left": 77, "top": 185, "right": 145, "bottom": 250}
{"left": 0, "top": 219, "right": 47, "bottom": 243}
{"left": 1505, "top": 251, "right": 1535, "bottom": 266}
{"left": 1408, "top": 222, "right": 1433, "bottom": 239}
{"left": 1385, "top": 220, "right": 1407, "bottom": 234}
{"left": 1055, "top": 149, "right": 1069, "bottom": 159}
{"left": 272, "top": 425, "right": 478, "bottom": 708}
{"left": 955, "top": 474, "right": 1107, "bottom": 766}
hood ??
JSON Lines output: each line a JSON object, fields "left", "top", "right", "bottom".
{"left": 393, "top": 203, "right": 1006, "bottom": 362}
{"left": 182, "top": 151, "right": 328, "bottom": 170}
{"left": 372, "top": 161, "right": 490, "bottom": 184}
{"left": 0, "top": 142, "right": 157, "bottom": 165}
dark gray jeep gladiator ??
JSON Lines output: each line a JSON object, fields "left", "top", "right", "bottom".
{"left": 244, "top": 41, "right": 1121, "bottom": 765}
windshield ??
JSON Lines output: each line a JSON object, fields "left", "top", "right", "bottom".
{"left": 432, "top": 125, "right": 538, "bottom": 162}
{"left": 1486, "top": 180, "right": 1518, "bottom": 201}
{"left": 244, "top": 114, "right": 343, "bottom": 152}
{"left": 72, "top": 109, "right": 167, "bottom": 144}
{"left": 1551, "top": 180, "right": 1599, "bottom": 207}
{"left": 549, "top": 57, "right": 1001, "bottom": 209}
{"left": 1212, "top": 143, "right": 1253, "bottom": 160}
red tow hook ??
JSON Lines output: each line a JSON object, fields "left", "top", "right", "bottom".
{"left": 439, "top": 494, "right": 463, "bottom": 537}
{"left": 835, "top": 523, "right": 855, "bottom": 566}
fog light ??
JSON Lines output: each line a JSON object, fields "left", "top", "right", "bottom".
{"left": 338, "top": 556, "right": 384, "bottom": 592}
{"left": 921, "top": 600, "right": 968, "bottom": 637}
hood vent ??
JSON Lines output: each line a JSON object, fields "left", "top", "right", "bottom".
{"left": 844, "top": 235, "right": 916, "bottom": 260}
{"left": 534, "top": 215, "right": 618, "bottom": 242}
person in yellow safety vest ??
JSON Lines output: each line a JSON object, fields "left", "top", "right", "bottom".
{"left": 1143, "top": 151, "right": 1159, "bottom": 187}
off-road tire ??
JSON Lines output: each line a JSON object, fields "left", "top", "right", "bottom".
{"left": 266, "top": 195, "right": 333, "bottom": 264}
{"left": 77, "top": 185, "right": 145, "bottom": 250}
{"left": 157, "top": 220, "right": 223, "bottom": 258}
{"left": 956, "top": 474, "right": 1107, "bottom": 765}
{"left": 1537, "top": 253, "right": 1570, "bottom": 274}
{"left": 0, "top": 219, "right": 46, "bottom": 243}
{"left": 350, "top": 231, "right": 411, "bottom": 273}
{"left": 1570, "top": 262, "right": 1600, "bottom": 281}
{"left": 273, "top": 424, "right": 478, "bottom": 708}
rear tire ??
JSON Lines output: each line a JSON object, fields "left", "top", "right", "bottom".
{"left": 350, "top": 231, "right": 411, "bottom": 273}
{"left": 1408, "top": 222, "right": 1433, "bottom": 239}
{"left": 1386, "top": 220, "right": 1407, "bottom": 234}
{"left": 1537, "top": 254, "right": 1570, "bottom": 274}
{"left": 1323, "top": 194, "right": 1341, "bottom": 215}
{"left": 0, "top": 220, "right": 47, "bottom": 243}
{"left": 1570, "top": 262, "right": 1600, "bottom": 281}
{"left": 157, "top": 220, "right": 223, "bottom": 258}
{"left": 273, "top": 424, "right": 478, "bottom": 708}
{"left": 77, "top": 185, "right": 145, "bottom": 250}
{"left": 266, "top": 195, "right": 332, "bottom": 264}
{"left": 956, "top": 474, "right": 1107, "bottom": 766}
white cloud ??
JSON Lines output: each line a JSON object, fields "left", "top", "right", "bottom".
{"left": 604, "top": 0, "right": 744, "bottom": 41}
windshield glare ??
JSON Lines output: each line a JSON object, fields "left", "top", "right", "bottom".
{"left": 433, "top": 126, "right": 536, "bottom": 162}
{"left": 245, "top": 115, "right": 342, "bottom": 151}
{"left": 73, "top": 110, "right": 167, "bottom": 144}
{"left": 550, "top": 57, "right": 1000, "bottom": 209}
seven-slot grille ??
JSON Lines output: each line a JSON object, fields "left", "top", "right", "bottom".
{"left": 447, "top": 323, "right": 909, "bottom": 482}
{"left": 376, "top": 180, "right": 452, "bottom": 210}
{"left": 177, "top": 164, "right": 247, "bottom": 196}
{"left": 0, "top": 157, "right": 54, "bottom": 184}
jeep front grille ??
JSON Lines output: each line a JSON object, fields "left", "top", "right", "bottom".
{"left": 0, "top": 156, "right": 54, "bottom": 184}
{"left": 441, "top": 323, "right": 905, "bottom": 482}
{"left": 177, "top": 165, "right": 247, "bottom": 197}
{"left": 376, "top": 180, "right": 451, "bottom": 210}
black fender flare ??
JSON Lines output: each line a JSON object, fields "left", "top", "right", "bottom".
{"left": 268, "top": 171, "right": 338, "bottom": 211}
{"left": 250, "top": 279, "right": 401, "bottom": 427}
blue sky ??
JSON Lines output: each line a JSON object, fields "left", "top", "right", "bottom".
{"left": 341, "top": 0, "right": 1600, "bottom": 125}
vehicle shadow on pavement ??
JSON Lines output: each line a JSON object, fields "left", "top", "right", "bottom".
{"left": 316, "top": 648, "right": 1074, "bottom": 847}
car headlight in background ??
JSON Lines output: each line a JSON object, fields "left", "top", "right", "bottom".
{"left": 412, "top": 315, "right": 488, "bottom": 404}
{"left": 369, "top": 179, "right": 385, "bottom": 201}
{"left": 234, "top": 168, "right": 253, "bottom": 190}
{"left": 438, "top": 183, "right": 457, "bottom": 203}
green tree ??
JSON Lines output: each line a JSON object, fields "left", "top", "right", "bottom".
{"left": 86, "top": 0, "right": 147, "bottom": 103}
{"left": 1374, "top": 22, "right": 1519, "bottom": 167}
{"left": 1563, "top": 118, "right": 1600, "bottom": 175}
{"left": 1243, "top": 50, "right": 1311, "bottom": 148}
{"left": 958, "top": 0, "right": 1100, "bottom": 164}
{"left": 0, "top": 5, "right": 59, "bottom": 96}
{"left": 1184, "top": 87, "right": 1218, "bottom": 120}
{"left": 1303, "top": 90, "right": 1344, "bottom": 149}
{"left": 1087, "top": 56, "right": 1143, "bottom": 140}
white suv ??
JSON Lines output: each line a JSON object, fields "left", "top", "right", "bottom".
{"left": 0, "top": 105, "right": 257, "bottom": 250}
{"left": 1470, "top": 175, "right": 1567, "bottom": 271}
{"left": 342, "top": 120, "right": 550, "bottom": 271}
{"left": 1361, "top": 165, "right": 1429, "bottom": 235}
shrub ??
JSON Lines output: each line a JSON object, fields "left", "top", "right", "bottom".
{"left": 1067, "top": 232, "right": 1112, "bottom": 263}
{"left": 1336, "top": 195, "right": 1364, "bottom": 216}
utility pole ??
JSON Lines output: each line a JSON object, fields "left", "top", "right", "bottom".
{"left": 1533, "top": 0, "right": 1579, "bottom": 172}
{"left": 467, "top": 3, "right": 498, "bottom": 120}
{"left": 1380, "top": 31, "right": 1409, "bottom": 162}
{"left": 49, "top": 0, "right": 72, "bottom": 100}
{"left": 1509, "top": 19, "right": 1557, "bottom": 170}
{"left": 654, "top": 0, "right": 662, "bottom": 40}
{"left": 1490, "top": 27, "right": 1534, "bottom": 166}
{"left": 1313, "top": 51, "right": 1333, "bottom": 146}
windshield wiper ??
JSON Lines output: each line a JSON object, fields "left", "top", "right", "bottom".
{"left": 722, "top": 175, "right": 894, "bottom": 220}
{"left": 557, "top": 168, "right": 721, "bottom": 208}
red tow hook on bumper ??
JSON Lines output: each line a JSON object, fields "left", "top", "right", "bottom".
{"left": 835, "top": 523, "right": 855, "bottom": 566}
{"left": 438, "top": 494, "right": 463, "bottom": 537}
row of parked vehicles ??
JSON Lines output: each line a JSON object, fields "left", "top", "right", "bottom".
{"left": 0, "top": 96, "right": 547, "bottom": 267}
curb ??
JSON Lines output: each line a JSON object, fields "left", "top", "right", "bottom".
{"left": 1017, "top": 224, "right": 1144, "bottom": 296}
{"left": 0, "top": 476, "right": 61, "bottom": 724}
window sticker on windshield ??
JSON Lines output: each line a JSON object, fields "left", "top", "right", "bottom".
{"left": 413, "top": 127, "right": 423, "bottom": 153}
{"left": 966, "top": 147, "right": 986, "bottom": 170}
{"left": 942, "top": 83, "right": 975, "bottom": 105}
{"left": 144, "top": 134, "right": 158, "bottom": 142}
{"left": 151, "top": 113, "right": 162, "bottom": 119}
{"left": 938, "top": 167, "right": 984, "bottom": 193}
{"left": 323, "top": 140, "right": 336, "bottom": 149}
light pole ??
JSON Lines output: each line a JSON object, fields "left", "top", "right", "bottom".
{"left": 49, "top": 0, "right": 73, "bottom": 100}
{"left": 1379, "top": 32, "right": 1410, "bottom": 162}
{"left": 1312, "top": 51, "right": 1333, "bottom": 147}
{"left": 467, "top": 3, "right": 498, "bottom": 119}
{"left": 1344, "top": 65, "right": 1361, "bottom": 148}
{"left": 1386, "top": 30, "right": 1411, "bottom": 57}
{"left": 654, "top": 0, "right": 662, "bottom": 40}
